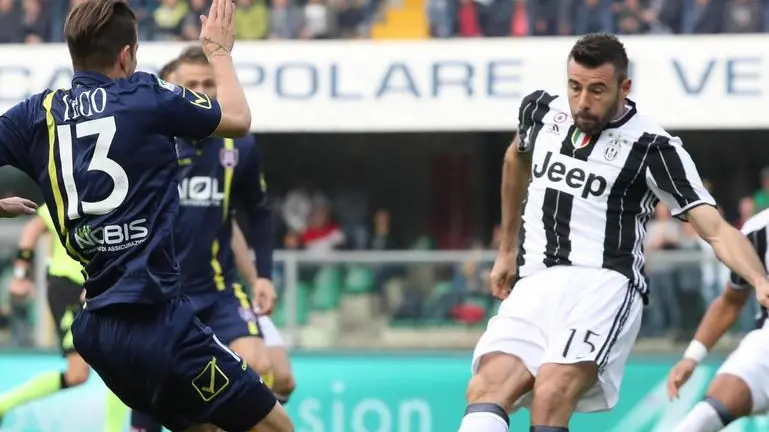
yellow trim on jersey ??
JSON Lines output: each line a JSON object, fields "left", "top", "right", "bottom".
{"left": 221, "top": 138, "right": 235, "bottom": 220}
{"left": 233, "top": 283, "right": 259, "bottom": 336}
{"left": 43, "top": 91, "right": 65, "bottom": 234}
{"left": 210, "top": 240, "right": 226, "bottom": 291}
{"left": 210, "top": 139, "right": 236, "bottom": 291}
{"left": 43, "top": 91, "right": 88, "bottom": 265}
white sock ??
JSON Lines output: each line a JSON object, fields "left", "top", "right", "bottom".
{"left": 457, "top": 412, "right": 509, "bottom": 432}
{"left": 673, "top": 401, "right": 725, "bottom": 432}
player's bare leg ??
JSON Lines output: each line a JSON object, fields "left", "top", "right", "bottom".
{"left": 529, "top": 362, "right": 598, "bottom": 430}
{"left": 230, "top": 336, "right": 274, "bottom": 386}
{"left": 0, "top": 352, "right": 89, "bottom": 420}
{"left": 458, "top": 352, "right": 535, "bottom": 431}
{"left": 674, "top": 374, "right": 752, "bottom": 432}
{"left": 246, "top": 400, "right": 293, "bottom": 432}
{"left": 268, "top": 346, "right": 296, "bottom": 404}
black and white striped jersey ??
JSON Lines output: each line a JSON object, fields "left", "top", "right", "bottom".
{"left": 515, "top": 90, "right": 716, "bottom": 300}
{"left": 728, "top": 209, "right": 769, "bottom": 329}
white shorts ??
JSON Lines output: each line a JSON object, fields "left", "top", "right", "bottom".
{"left": 716, "top": 328, "right": 769, "bottom": 414}
{"left": 258, "top": 314, "right": 285, "bottom": 348}
{"left": 471, "top": 266, "right": 643, "bottom": 413}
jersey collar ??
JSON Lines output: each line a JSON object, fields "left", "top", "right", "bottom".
{"left": 605, "top": 98, "right": 637, "bottom": 130}
{"left": 72, "top": 71, "right": 113, "bottom": 88}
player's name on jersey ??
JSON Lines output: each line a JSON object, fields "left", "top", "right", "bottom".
{"left": 0, "top": 37, "right": 767, "bottom": 131}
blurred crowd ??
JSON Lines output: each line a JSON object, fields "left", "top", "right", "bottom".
{"left": 0, "top": 0, "right": 766, "bottom": 43}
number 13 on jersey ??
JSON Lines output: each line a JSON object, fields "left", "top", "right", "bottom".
{"left": 55, "top": 116, "right": 129, "bottom": 220}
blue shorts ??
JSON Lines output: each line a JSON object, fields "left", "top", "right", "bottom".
{"left": 72, "top": 296, "right": 276, "bottom": 432}
{"left": 189, "top": 283, "right": 262, "bottom": 344}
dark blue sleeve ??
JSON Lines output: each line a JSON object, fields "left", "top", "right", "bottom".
{"left": 143, "top": 72, "right": 223, "bottom": 139}
{"left": 0, "top": 96, "right": 36, "bottom": 174}
{"left": 234, "top": 136, "right": 274, "bottom": 280}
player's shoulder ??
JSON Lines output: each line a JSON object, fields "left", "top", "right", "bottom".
{"left": 2, "top": 89, "right": 52, "bottom": 128}
{"left": 617, "top": 107, "right": 680, "bottom": 148}
{"left": 741, "top": 209, "right": 769, "bottom": 235}
{"left": 119, "top": 71, "right": 179, "bottom": 97}
{"left": 518, "top": 89, "right": 563, "bottom": 127}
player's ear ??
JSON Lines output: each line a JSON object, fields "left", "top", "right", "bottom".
{"left": 117, "top": 45, "right": 135, "bottom": 76}
{"left": 620, "top": 78, "right": 632, "bottom": 99}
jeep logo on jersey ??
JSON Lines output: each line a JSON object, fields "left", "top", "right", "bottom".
{"left": 178, "top": 176, "right": 225, "bottom": 206}
{"left": 533, "top": 151, "right": 608, "bottom": 199}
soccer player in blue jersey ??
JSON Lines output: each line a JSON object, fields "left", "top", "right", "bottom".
{"left": 0, "top": 1, "right": 293, "bottom": 431}
{"left": 129, "top": 45, "right": 292, "bottom": 432}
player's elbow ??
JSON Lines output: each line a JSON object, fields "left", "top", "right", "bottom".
{"left": 214, "top": 111, "right": 252, "bottom": 138}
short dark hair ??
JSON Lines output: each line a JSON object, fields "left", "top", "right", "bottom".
{"left": 158, "top": 59, "right": 179, "bottom": 81}
{"left": 568, "top": 33, "right": 629, "bottom": 81}
{"left": 177, "top": 45, "right": 209, "bottom": 66}
{"left": 65, "top": 0, "right": 137, "bottom": 71}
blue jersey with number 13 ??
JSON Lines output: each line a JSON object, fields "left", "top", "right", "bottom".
{"left": 0, "top": 71, "right": 223, "bottom": 309}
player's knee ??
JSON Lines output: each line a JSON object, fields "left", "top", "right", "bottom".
{"left": 273, "top": 371, "right": 296, "bottom": 396}
{"left": 64, "top": 364, "right": 89, "bottom": 387}
{"left": 251, "top": 402, "right": 294, "bottom": 432}
{"left": 467, "top": 353, "right": 534, "bottom": 411}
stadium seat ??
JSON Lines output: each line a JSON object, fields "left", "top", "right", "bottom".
{"left": 343, "top": 265, "right": 375, "bottom": 294}
{"left": 272, "top": 281, "right": 311, "bottom": 327}
{"left": 311, "top": 266, "right": 343, "bottom": 311}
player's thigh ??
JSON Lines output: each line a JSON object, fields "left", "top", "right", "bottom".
{"left": 267, "top": 346, "right": 295, "bottom": 393}
{"left": 714, "top": 329, "right": 769, "bottom": 416}
{"left": 46, "top": 276, "right": 83, "bottom": 356}
{"left": 206, "top": 285, "right": 263, "bottom": 343}
{"left": 64, "top": 351, "right": 90, "bottom": 384}
{"left": 156, "top": 312, "right": 278, "bottom": 432}
{"left": 540, "top": 268, "right": 643, "bottom": 412}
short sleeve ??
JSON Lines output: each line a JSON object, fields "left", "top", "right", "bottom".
{"left": 150, "top": 73, "right": 222, "bottom": 139}
{"left": 644, "top": 134, "right": 716, "bottom": 220}
{"left": 516, "top": 90, "right": 556, "bottom": 153}
{"left": 0, "top": 97, "right": 34, "bottom": 173}
{"left": 729, "top": 227, "right": 767, "bottom": 289}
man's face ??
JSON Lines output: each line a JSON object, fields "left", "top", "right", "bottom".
{"left": 175, "top": 61, "right": 216, "bottom": 98}
{"left": 566, "top": 59, "right": 631, "bottom": 136}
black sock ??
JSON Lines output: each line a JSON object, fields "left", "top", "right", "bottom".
{"left": 131, "top": 410, "right": 163, "bottom": 432}
{"left": 465, "top": 403, "right": 510, "bottom": 426}
{"left": 530, "top": 427, "right": 569, "bottom": 432}
{"left": 705, "top": 396, "right": 737, "bottom": 426}
{"left": 59, "top": 372, "right": 69, "bottom": 389}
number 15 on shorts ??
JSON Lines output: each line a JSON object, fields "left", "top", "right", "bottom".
{"left": 561, "top": 328, "right": 600, "bottom": 360}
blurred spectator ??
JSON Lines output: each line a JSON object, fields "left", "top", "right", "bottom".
{"left": 642, "top": 202, "right": 682, "bottom": 337}
{"left": 527, "top": 0, "right": 559, "bottom": 35}
{"left": 723, "top": 0, "right": 764, "bottom": 33}
{"left": 153, "top": 0, "right": 189, "bottom": 41}
{"left": 614, "top": 0, "right": 654, "bottom": 34}
{"left": 270, "top": 0, "right": 304, "bottom": 39}
{"left": 335, "top": 0, "right": 365, "bottom": 38}
{"left": 457, "top": 0, "right": 482, "bottom": 37}
{"left": 127, "top": 0, "right": 158, "bottom": 40}
{"left": 282, "top": 181, "right": 329, "bottom": 233}
{"left": 753, "top": 167, "right": 769, "bottom": 212}
{"left": 428, "top": 0, "right": 453, "bottom": 38}
{"left": 369, "top": 208, "right": 400, "bottom": 250}
{"left": 574, "top": 0, "right": 613, "bottom": 35}
{"left": 236, "top": 0, "right": 269, "bottom": 39}
{"left": 0, "top": 0, "right": 23, "bottom": 43}
{"left": 182, "top": 0, "right": 209, "bottom": 40}
{"left": 302, "top": 0, "right": 333, "bottom": 39}
{"left": 682, "top": 0, "right": 724, "bottom": 33}
{"left": 300, "top": 205, "right": 346, "bottom": 251}
{"left": 735, "top": 196, "right": 756, "bottom": 229}
{"left": 20, "top": 0, "right": 48, "bottom": 44}
{"left": 331, "top": 170, "right": 369, "bottom": 249}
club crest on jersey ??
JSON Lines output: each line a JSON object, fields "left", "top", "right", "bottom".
{"left": 219, "top": 148, "right": 239, "bottom": 168}
{"left": 604, "top": 132, "right": 626, "bottom": 161}
{"left": 156, "top": 76, "right": 181, "bottom": 95}
{"left": 553, "top": 111, "right": 568, "bottom": 123}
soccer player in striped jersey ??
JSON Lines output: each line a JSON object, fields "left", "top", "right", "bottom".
{"left": 667, "top": 209, "right": 769, "bottom": 432}
{"left": 0, "top": 1, "right": 292, "bottom": 431}
{"left": 458, "top": 33, "right": 769, "bottom": 432}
